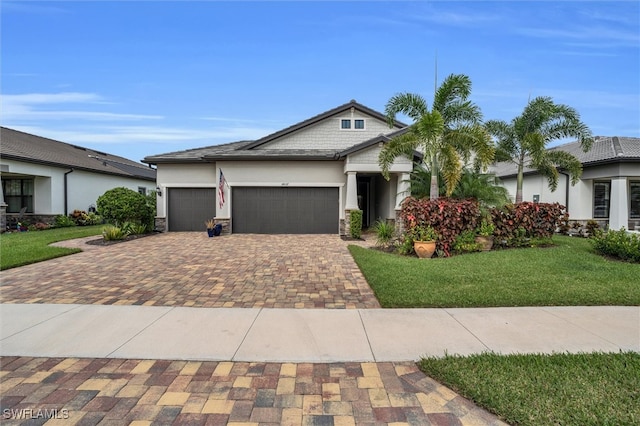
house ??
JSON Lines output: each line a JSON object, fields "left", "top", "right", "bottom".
{"left": 492, "top": 136, "right": 640, "bottom": 231}
{"left": 0, "top": 127, "right": 157, "bottom": 228}
{"left": 143, "top": 100, "right": 417, "bottom": 234}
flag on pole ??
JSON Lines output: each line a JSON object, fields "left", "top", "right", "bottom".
{"left": 218, "top": 169, "right": 227, "bottom": 209}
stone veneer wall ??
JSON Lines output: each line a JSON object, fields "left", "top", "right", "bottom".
{"left": 214, "top": 218, "right": 231, "bottom": 235}
{"left": 394, "top": 210, "right": 405, "bottom": 236}
{"left": 154, "top": 217, "right": 166, "bottom": 232}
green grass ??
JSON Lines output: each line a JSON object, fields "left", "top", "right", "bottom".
{"left": 0, "top": 225, "right": 103, "bottom": 270}
{"left": 419, "top": 352, "right": 640, "bottom": 426}
{"left": 349, "top": 235, "right": 640, "bottom": 307}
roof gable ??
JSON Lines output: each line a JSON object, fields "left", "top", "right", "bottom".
{"left": 1, "top": 127, "right": 156, "bottom": 181}
{"left": 242, "top": 100, "right": 406, "bottom": 151}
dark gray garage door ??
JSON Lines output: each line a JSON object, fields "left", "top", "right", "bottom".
{"left": 168, "top": 188, "right": 216, "bottom": 231}
{"left": 232, "top": 187, "right": 338, "bottom": 234}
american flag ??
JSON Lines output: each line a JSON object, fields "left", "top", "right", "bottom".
{"left": 218, "top": 169, "right": 227, "bottom": 209}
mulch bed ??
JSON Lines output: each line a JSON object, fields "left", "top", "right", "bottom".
{"left": 85, "top": 232, "right": 158, "bottom": 246}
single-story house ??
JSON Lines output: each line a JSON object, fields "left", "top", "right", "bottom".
{"left": 0, "top": 127, "right": 157, "bottom": 228}
{"left": 143, "top": 100, "right": 418, "bottom": 234}
{"left": 492, "top": 136, "right": 640, "bottom": 231}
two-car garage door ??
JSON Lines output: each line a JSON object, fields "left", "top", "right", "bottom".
{"left": 232, "top": 187, "right": 338, "bottom": 234}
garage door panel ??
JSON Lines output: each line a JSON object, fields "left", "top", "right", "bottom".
{"left": 233, "top": 187, "right": 338, "bottom": 234}
{"left": 168, "top": 188, "right": 216, "bottom": 232}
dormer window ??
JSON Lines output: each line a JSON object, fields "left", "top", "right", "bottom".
{"left": 340, "top": 119, "right": 365, "bottom": 130}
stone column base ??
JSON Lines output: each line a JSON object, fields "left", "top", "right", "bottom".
{"left": 214, "top": 218, "right": 231, "bottom": 235}
{"left": 394, "top": 210, "right": 405, "bottom": 235}
{"left": 0, "top": 204, "right": 6, "bottom": 233}
{"left": 154, "top": 217, "right": 166, "bottom": 232}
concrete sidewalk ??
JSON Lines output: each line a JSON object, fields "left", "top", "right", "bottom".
{"left": 2, "top": 304, "right": 637, "bottom": 361}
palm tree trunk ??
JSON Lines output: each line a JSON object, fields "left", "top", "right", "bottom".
{"left": 515, "top": 159, "right": 524, "bottom": 204}
{"left": 430, "top": 155, "right": 439, "bottom": 200}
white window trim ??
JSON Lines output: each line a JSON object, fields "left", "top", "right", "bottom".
{"left": 339, "top": 118, "right": 366, "bottom": 131}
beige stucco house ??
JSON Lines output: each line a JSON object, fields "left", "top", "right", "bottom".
{"left": 143, "top": 100, "right": 417, "bottom": 234}
{"left": 492, "top": 136, "right": 640, "bottom": 231}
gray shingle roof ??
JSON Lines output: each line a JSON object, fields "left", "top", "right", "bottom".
{"left": 143, "top": 140, "right": 253, "bottom": 163}
{"left": 492, "top": 136, "right": 640, "bottom": 177}
{"left": 1, "top": 127, "right": 156, "bottom": 181}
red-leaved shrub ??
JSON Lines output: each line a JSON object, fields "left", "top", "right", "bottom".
{"left": 490, "top": 202, "right": 565, "bottom": 246}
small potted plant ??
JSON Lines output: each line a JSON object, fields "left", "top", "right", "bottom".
{"left": 475, "top": 219, "right": 495, "bottom": 251}
{"left": 205, "top": 219, "right": 216, "bottom": 237}
{"left": 412, "top": 224, "right": 438, "bottom": 258}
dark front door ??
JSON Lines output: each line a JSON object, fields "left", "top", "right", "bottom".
{"left": 232, "top": 187, "right": 339, "bottom": 234}
{"left": 168, "top": 188, "right": 216, "bottom": 231}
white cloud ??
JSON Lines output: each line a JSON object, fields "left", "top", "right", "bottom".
{"left": 0, "top": 92, "right": 163, "bottom": 122}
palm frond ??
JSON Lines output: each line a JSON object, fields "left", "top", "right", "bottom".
{"left": 546, "top": 150, "right": 584, "bottom": 184}
{"left": 385, "top": 93, "right": 428, "bottom": 127}
{"left": 439, "top": 144, "right": 462, "bottom": 196}
{"left": 378, "top": 131, "right": 421, "bottom": 180}
{"left": 433, "top": 74, "right": 472, "bottom": 112}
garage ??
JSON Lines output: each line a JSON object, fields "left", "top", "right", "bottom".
{"left": 232, "top": 187, "right": 339, "bottom": 234}
{"left": 168, "top": 188, "right": 216, "bottom": 231}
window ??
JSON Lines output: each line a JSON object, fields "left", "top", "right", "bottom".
{"left": 593, "top": 181, "right": 610, "bottom": 218}
{"left": 2, "top": 178, "right": 34, "bottom": 213}
{"left": 340, "top": 118, "right": 365, "bottom": 130}
{"left": 630, "top": 181, "right": 640, "bottom": 219}
{"left": 138, "top": 187, "right": 147, "bottom": 196}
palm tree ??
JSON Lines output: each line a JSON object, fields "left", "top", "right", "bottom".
{"left": 451, "top": 169, "right": 510, "bottom": 209}
{"left": 379, "top": 74, "right": 494, "bottom": 199}
{"left": 485, "top": 96, "right": 593, "bottom": 203}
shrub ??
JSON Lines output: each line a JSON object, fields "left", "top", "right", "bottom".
{"left": 400, "top": 197, "right": 481, "bottom": 257}
{"left": 350, "top": 210, "right": 363, "bottom": 239}
{"left": 373, "top": 219, "right": 395, "bottom": 247}
{"left": 586, "top": 219, "right": 600, "bottom": 236}
{"left": 70, "top": 210, "right": 102, "bottom": 226}
{"left": 453, "top": 230, "right": 482, "bottom": 254}
{"left": 490, "top": 202, "right": 565, "bottom": 247}
{"left": 102, "top": 225, "right": 126, "bottom": 241}
{"left": 590, "top": 228, "right": 640, "bottom": 263}
{"left": 124, "top": 222, "right": 147, "bottom": 235}
{"left": 54, "top": 215, "right": 76, "bottom": 228}
{"left": 97, "top": 187, "right": 153, "bottom": 226}
{"left": 34, "top": 222, "right": 51, "bottom": 231}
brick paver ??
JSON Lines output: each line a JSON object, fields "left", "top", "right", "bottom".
{"left": 0, "top": 357, "right": 507, "bottom": 425}
{"left": 0, "top": 233, "right": 379, "bottom": 309}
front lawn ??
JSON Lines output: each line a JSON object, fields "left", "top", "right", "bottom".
{"left": 349, "top": 235, "right": 640, "bottom": 307}
{"left": 0, "top": 226, "right": 103, "bottom": 270}
{"left": 419, "top": 352, "right": 640, "bottom": 426}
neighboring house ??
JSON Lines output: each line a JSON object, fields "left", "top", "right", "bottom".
{"left": 492, "top": 136, "right": 640, "bottom": 231}
{"left": 143, "top": 100, "right": 417, "bottom": 234}
{"left": 0, "top": 127, "right": 157, "bottom": 227}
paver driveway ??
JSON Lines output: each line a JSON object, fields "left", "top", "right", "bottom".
{"left": 0, "top": 233, "right": 380, "bottom": 309}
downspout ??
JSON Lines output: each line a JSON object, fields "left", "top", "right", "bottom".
{"left": 64, "top": 169, "right": 74, "bottom": 216}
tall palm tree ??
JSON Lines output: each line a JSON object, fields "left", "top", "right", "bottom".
{"left": 379, "top": 74, "right": 494, "bottom": 199}
{"left": 485, "top": 96, "right": 593, "bottom": 203}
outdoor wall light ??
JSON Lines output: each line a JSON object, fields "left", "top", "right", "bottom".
{"left": 156, "top": 186, "right": 162, "bottom": 197}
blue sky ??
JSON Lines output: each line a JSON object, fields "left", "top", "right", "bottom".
{"left": 2, "top": 1, "right": 639, "bottom": 164}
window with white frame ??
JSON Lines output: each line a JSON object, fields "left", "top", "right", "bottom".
{"left": 340, "top": 119, "right": 365, "bottom": 130}
{"left": 138, "top": 187, "right": 147, "bottom": 196}
{"left": 2, "top": 178, "right": 34, "bottom": 213}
